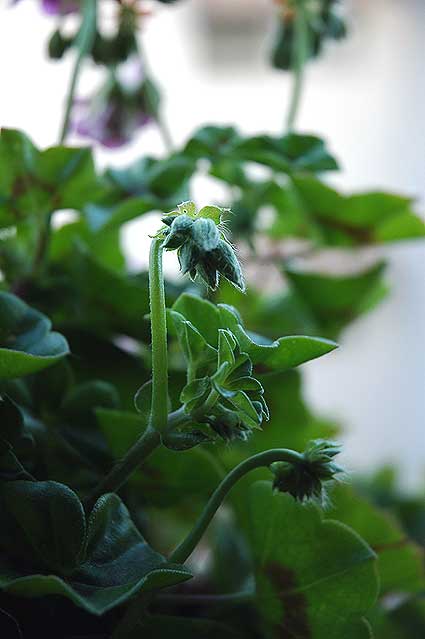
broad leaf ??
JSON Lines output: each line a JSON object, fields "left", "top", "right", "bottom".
{"left": 0, "top": 292, "right": 69, "bottom": 379}
{"left": 172, "top": 293, "right": 337, "bottom": 371}
{"left": 330, "top": 484, "right": 425, "bottom": 595}
{"left": 248, "top": 481, "right": 379, "bottom": 638}
{"left": 0, "top": 129, "right": 103, "bottom": 227}
{"left": 0, "top": 480, "right": 86, "bottom": 575}
{"left": 0, "top": 492, "right": 192, "bottom": 615}
{"left": 284, "top": 261, "right": 387, "bottom": 338}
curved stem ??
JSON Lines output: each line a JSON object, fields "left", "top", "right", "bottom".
{"left": 59, "top": 0, "right": 97, "bottom": 143}
{"left": 169, "top": 448, "right": 303, "bottom": 564}
{"left": 149, "top": 237, "right": 169, "bottom": 434}
{"left": 286, "top": 1, "right": 310, "bottom": 132}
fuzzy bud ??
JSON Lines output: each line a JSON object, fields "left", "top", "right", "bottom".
{"left": 270, "top": 440, "right": 343, "bottom": 503}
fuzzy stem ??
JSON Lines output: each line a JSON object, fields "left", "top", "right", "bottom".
{"left": 286, "top": 1, "right": 310, "bottom": 131}
{"left": 169, "top": 448, "right": 303, "bottom": 564}
{"left": 59, "top": 0, "right": 97, "bottom": 143}
{"left": 84, "top": 408, "right": 187, "bottom": 509}
{"left": 149, "top": 237, "right": 169, "bottom": 434}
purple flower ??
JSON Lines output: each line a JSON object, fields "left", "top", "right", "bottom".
{"left": 72, "top": 62, "right": 155, "bottom": 148}
{"left": 11, "top": 0, "right": 80, "bottom": 14}
{"left": 41, "top": 0, "right": 80, "bottom": 14}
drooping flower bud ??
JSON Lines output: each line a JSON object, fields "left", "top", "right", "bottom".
{"left": 161, "top": 202, "right": 245, "bottom": 292}
{"left": 270, "top": 440, "right": 343, "bottom": 504}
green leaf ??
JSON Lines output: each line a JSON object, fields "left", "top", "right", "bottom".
{"left": 217, "top": 303, "right": 337, "bottom": 370}
{"left": 232, "top": 134, "right": 338, "bottom": 173}
{"left": 291, "top": 176, "right": 425, "bottom": 245}
{"left": 180, "top": 377, "right": 210, "bottom": 412}
{"left": 0, "top": 129, "right": 103, "bottom": 226}
{"left": 0, "top": 480, "right": 86, "bottom": 575}
{"left": 329, "top": 484, "right": 425, "bottom": 595}
{"left": 183, "top": 125, "right": 241, "bottom": 161}
{"left": 106, "top": 154, "right": 195, "bottom": 202}
{"left": 225, "top": 390, "right": 261, "bottom": 430}
{"left": 0, "top": 292, "right": 69, "bottom": 379}
{"left": 248, "top": 481, "right": 379, "bottom": 638}
{"left": 0, "top": 492, "right": 192, "bottom": 615}
{"left": 169, "top": 310, "right": 217, "bottom": 376}
{"left": 284, "top": 261, "right": 387, "bottom": 338}
{"left": 173, "top": 294, "right": 337, "bottom": 371}
{"left": 198, "top": 205, "right": 224, "bottom": 224}
{"left": 172, "top": 293, "right": 221, "bottom": 348}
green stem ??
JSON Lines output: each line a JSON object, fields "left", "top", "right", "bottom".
{"left": 149, "top": 237, "right": 169, "bottom": 434}
{"left": 169, "top": 448, "right": 303, "bottom": 564}
{"left": 286, "top": 1, "right": 310, "bottom": 131}
{"left": 59, "top": 0, "right": 97, "bottom": 143}
{"left": 85, "top": 425, "right": 160, "bottom": 510}
{"left": 85, "top": 408, "right": 187, "bottom": 509}
{"left": 32, "top": 212, "right": 53, "bottom": 277}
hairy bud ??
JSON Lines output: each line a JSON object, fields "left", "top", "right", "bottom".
{"left": 161, "top": 202, "right": 245, "bottom": 291}
{"left": 270, "top": 440, "right": 343, "bottom": 503}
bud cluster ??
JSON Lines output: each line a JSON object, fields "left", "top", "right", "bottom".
{"left": 161, "top": 202, "right": 245, "bottom": 291}
{"left": 270, "top": 440, "right": 343, "bottom": 503}
{"left": 179, "top": 329, "right": 268, "bottom": 441}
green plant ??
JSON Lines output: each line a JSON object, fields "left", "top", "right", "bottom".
{"left": 1, "top": 1, "right": 424, "bottom": 638}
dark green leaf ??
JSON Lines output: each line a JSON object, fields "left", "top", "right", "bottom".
{"left": 0, "top": 480, "right": 86, "bottom": 575}
{"left": 0, "top": 292, "right": 69, "bottom": 379}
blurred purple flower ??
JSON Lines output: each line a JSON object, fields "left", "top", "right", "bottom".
{"left": 12, "top": 0, "right": 80, "bottom": 14}
{"left": 72, "top": 61, "right": 156, "bottom": 148}
{"left": 42, "top": 0, "right": 80, "bottom": 14}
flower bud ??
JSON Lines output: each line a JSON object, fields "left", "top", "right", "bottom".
{"left": 212, "top": 240, "right": 245, "bottom": 292}
{"left": 163, "top": 215, "right": 194, "bottom": 249}
{"left": 270, "top": 440, "right": 343, "bottom": 503}
{"left": 191, "top": 218, "right": 220, "bottom": 252}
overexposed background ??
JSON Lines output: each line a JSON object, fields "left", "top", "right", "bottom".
{"left": 1, "top": 0, "right": 424, "bottom": 488}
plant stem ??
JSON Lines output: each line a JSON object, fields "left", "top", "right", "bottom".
{"left": 32, "top": 212, "right": 53, "bottom": 277}
{"left": 59, "top": 0, "right": 97, "bottom": 143}
{"left": 149, "top": 237, "right": 169, "bottom": 434}
{"left": 84, "top": 408, "right": 188, "bottom": 509}
{"left": 85, "top": 425, "right": 160, "bottom": 509}
{"left": 286, "top": 1, "right": 310, "bottom": 131}
{"left": 169, "top": 448, "right": 303, "bottom": 564}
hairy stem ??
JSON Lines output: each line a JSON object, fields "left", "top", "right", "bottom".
{"left": 149, "top": 237, "right": 169, "bottom": 434}
{"left": 169, "top": 448, "right": 303, "bottom": 564}
{"left": 85, "top": 408, "right": 187, "bottom": 509}
{"left": 59, "top": 0, "right": 97, "bottom": 143}
{"left": 286, "top": 1, "right": 310, "bottom": 131}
